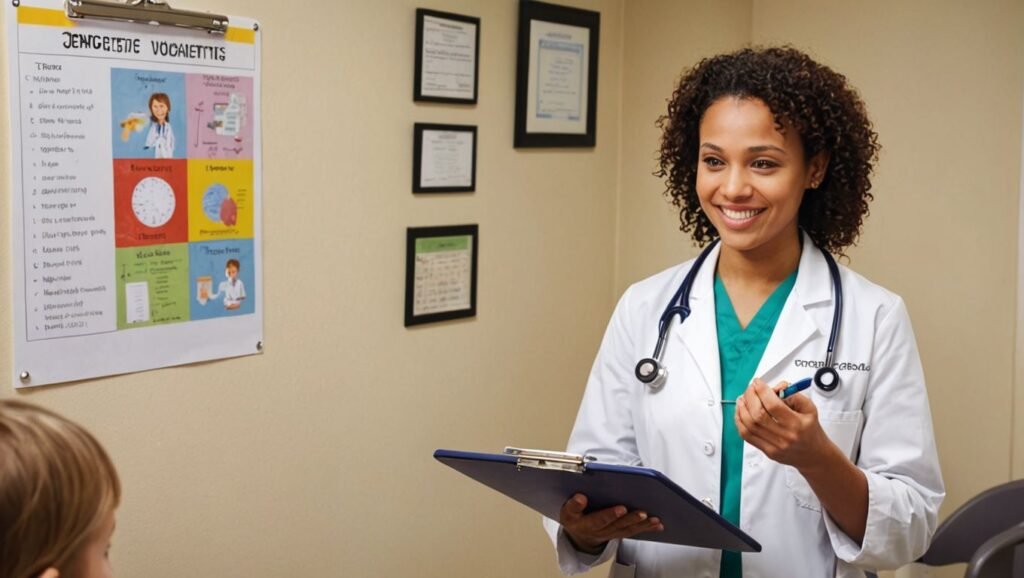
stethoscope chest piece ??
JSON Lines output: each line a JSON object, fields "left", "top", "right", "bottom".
{"left": 813, "top": 366, "right": 840, "bottom": 393}
{"left": 635, "top": 357, "right": 667, "bottom": 389}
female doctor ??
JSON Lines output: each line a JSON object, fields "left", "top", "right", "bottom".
{"left": 544, "top": 47, "right": 944, "bottom": 577}
{"left": 145, "top": 92, "right": 175, "bottom": 159}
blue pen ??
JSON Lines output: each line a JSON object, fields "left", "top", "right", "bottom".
{"left": 777, "top": 377, "right": 813, "bottom": 400}
{"left": 721, "top": 377, "right": 813, "bottom": 404}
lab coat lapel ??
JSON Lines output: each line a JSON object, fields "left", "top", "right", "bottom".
{"left": 753, "top": 233, "right": 833, "bottom": 380}
{"left": 675, "top": 242, "right": 722, "bottom": 400}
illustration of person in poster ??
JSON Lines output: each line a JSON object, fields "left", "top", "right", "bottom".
{"left": 145, "top": 93, "right": 175, "bottom": 158}
{"left": 204, "top": 258, "right": 246, "bottom": 310}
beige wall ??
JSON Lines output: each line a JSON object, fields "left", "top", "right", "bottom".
{"left": 2, "top": 0, "right": 1022, "bottom": 576}
{"left": 0, "top": 1, "right": 623, "bottom": 576}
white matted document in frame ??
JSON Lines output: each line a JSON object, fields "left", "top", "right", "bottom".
{"left": 414, "top": 9, "right": 480, "bottom": 104}
{"left": 413, "top": 123, "right": 477, "bottom": 193}
{"left": 514, "top": 0, "right": 599, "bottom": 148}
{"left": 6, "top": 0, "right": 264, "bottom": 388}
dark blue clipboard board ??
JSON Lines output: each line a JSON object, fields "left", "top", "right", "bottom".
{"left": 435, "top": 449, "right": 761, "bottom": 552}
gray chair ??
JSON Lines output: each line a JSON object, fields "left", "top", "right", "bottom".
{"left": 920, "top": 479, "right": 1024, "bottom": 577}
{"left": 964, "top": 523, "right": 1024, "bottom": 578}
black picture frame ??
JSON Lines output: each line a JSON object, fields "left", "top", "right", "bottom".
{"left": 412, "top": 123, "right": 477, "bottom": 193}
{"left": 414, "top": 8, "right": 481, "bottom": 104}
{"left": 514, "top": 0, "right": 600, "bottom": 148}
{"left": 405, "top": 225, "right": 479, "bottom": 327}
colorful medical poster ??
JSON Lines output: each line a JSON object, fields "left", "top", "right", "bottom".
{"left": 7, "top": 0, "right": 263, "bottom": 388}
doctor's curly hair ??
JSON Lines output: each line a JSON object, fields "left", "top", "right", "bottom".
{"left": 656, "top": 46, "right": 880, "bottom": 255}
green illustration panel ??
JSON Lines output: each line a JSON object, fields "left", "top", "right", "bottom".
{"left": 116, "top": 243, "right": 190, "bottom": 329}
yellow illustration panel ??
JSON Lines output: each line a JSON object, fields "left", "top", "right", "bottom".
{"left": 187, "top": 159, "right": 254, "bottom": 241}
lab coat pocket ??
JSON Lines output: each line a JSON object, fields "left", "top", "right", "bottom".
{"left": 818, "top": 409, "right": 865, "bottom": 460}
{"left": 784, "top": 409, "right": 865, "bottom": 511}
{"left": 784, "top": 466, "right": 822, "bottom": 511}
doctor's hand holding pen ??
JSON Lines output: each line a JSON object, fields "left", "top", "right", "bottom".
{"left": 559, "top": 493, "right": 665, "bottom": 555}
{"left": 735, "top": 377, "right": 869, "bottom": 544}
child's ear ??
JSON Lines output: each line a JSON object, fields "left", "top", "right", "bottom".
{"left": 37, "top": 569, "right": 60, "bottom": 578}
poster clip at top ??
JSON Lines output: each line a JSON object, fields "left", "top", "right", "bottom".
{"left": 64, "top": 0, "right": 229, "bottom": 34}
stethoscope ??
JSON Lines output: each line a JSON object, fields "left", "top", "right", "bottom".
{"left": 634, "top": 239, "right": 843, "bottom": 393}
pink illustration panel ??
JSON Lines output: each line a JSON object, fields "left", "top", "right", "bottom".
{"left": 185, "top": 74, "right": 254, "bottom": 160}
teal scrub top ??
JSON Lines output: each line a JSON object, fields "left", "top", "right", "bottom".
{"left": 714, "top": 270, "right": 797, "bottom": 578}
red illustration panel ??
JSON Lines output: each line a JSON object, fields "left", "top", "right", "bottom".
{"left": 114, "top": 159, "right": 188, "bottom": 248}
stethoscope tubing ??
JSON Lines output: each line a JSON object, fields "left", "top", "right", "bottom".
{"left": 653, "top": 240, "right": 719, "bottom": 359}
{"left": 812, "top": 247, "right": 843, "bottom": 392}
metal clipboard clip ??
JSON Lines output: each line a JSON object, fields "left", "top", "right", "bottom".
{"left": 504, "top": 447, "right": 595, "bottom": 474}
{"left": 65, "top": 0, "right": 229, "bottom": 34}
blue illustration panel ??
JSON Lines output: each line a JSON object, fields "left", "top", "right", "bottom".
{"left": 111, "top": 68, "right": 187, "bottom": 159}
{"left": 188, "top": 239, "right": 255, "bottom": 320}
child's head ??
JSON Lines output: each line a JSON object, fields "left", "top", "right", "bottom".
{"left": 0, "top": 400, "right": 121, "bottom": 578}
{"left": 226, "top": 259, "right": 240, "bottom": 280}
{"left": 148, "top": 93, "right": 171, "bottom": 123}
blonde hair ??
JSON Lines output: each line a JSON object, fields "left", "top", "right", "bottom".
{"left": 0, "top": 399, "right": 121, "bottom": 578}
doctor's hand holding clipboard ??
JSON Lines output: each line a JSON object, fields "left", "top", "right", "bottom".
{"left": 559, "top": 493, "right": 665, "bottom": 555}
{"left": 544, "top": 46, "right": 945, "bottom": 578}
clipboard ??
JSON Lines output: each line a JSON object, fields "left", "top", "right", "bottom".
{"left": 435, "top": 448, "right": 761, "bottom": 552}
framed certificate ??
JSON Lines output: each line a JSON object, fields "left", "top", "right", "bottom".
{"left": 514, "top": 0, "right": 600, "bottom": 148}
{"left": 414, "top": 9, "right": 481, "bottom": 104}
{"left": 413, "top": 123, "right": 477, "bottom": 193}
{"left": 405, "top": 225, "right": 479, "bottom": 327}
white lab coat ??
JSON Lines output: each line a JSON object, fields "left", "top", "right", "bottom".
{"left": 145, "top": 122, "right": 175, "bottom": 159}
{"left": 212, "top": 277, "right": 246, "bottom": 307}
{"left": 544, "top": 233, "right": 944, "bottom": 578}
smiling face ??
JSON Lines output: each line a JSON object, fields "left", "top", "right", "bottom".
{"left": 148, "top": 94, "right": 170, "bottom": 124}
{"left": 696, "top": 96, "right": 827, "bottom": 260}
{"left": 150, "top": 100, "right": 168, "bottom": 122}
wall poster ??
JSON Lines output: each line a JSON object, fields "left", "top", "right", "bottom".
{"left": 6, "top": 0, "right": 263, "bottom": 388}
